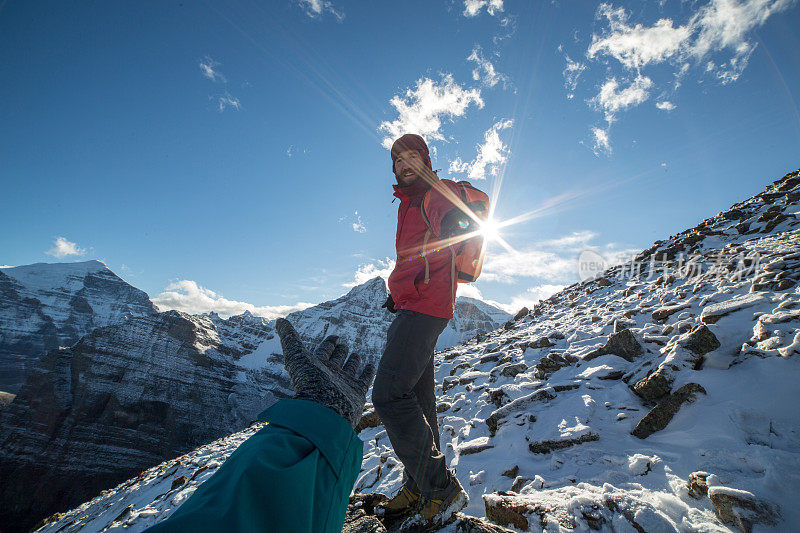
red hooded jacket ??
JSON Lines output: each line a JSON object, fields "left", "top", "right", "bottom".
{"left": 388, "top": 177, "right": 464, "bottom": 320}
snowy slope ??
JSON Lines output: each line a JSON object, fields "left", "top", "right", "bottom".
{"left": 33, "top": 169, "right": 800, "bottom": 532}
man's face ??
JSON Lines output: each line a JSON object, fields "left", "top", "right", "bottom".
{"left": 394, "top": 150, "right": 427, "bottom": 186}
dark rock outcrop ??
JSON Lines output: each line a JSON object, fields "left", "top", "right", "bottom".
{"left": 632, "top": 383, "right": 706, "bottom": 438}
{"left": 584, "top": 329, "right": 643, "bottom": 362}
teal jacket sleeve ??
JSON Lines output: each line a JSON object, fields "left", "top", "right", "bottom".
{"left": 145, "top": 399, "right": 364, "bottom": 533}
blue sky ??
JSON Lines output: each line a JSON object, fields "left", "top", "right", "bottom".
{"left": 1, "top": 0, "right": 798, "bottom": 316}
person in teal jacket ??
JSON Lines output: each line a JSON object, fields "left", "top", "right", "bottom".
{"left": 145, "top": 318, "right": 377, "bottom": 533}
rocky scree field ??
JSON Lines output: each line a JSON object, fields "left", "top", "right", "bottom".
{"left": 32, "top": 169, "right": 800, "bottom": 533}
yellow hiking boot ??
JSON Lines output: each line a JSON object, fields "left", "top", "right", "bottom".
{"left": 417, "top": 477, "right": 468, "bottom": 526}
{"left": 375, "top": 485, "right": 420, "bottom": 517}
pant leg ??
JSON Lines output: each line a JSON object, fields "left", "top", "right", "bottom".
{"left": 414, "top": 355, "right": 441, "bottom": 452}
{"left": 403, "top": 355, "right": 440, "bottom": 493}
{"left": 372, "top": 310, "right": 450, "bottom": 498}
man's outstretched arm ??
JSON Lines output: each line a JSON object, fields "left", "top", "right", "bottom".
{"left": 145, "top": 319, "right": 376, "bottom": 533}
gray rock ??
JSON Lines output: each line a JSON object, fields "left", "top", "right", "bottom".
{"left": 356, "top": 409, "right": 382, "bottom": 433}
{"left": 651, "top": 303, "right": 690, "bottom": 322}
{"left": 633, "top": 369, "right": 673, "bottom": 402}
{"left": 687, "top": 471, "right": 710, "bottom": 498}
{"left": 632, "top": 383, "right": 706, "bottom": 438}
{"left": 584, "top": 329, "right": 643, "bottom": 362}
{"left": 500, "top": 363, "right": 528, "bottom": 378}
{"left": 709, "top": 487, "right": 780, "bottom": 533}
{"left": 682, "top": 325, "right": 721, "bottom": 357}
{"left": 528, "top": 432, "right": 599, "bottom": 454}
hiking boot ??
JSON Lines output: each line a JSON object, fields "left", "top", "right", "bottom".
{"left": 375, "top": 485, "right": 420, "bottom": 517}
{"left": 417, "top": 477, "right": 468, "bottom": 526}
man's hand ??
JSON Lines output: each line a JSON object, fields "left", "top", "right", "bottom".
{"left": 381, "top": 294, "right": 396, "bottom": 313}
{"left": 276, "top": 318, "right": 377, "bottom": 428}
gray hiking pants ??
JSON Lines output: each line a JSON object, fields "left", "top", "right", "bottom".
{"left": 372, "top": 309, "right": 452, "bottom": 498}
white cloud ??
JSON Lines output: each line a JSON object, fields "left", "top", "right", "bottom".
{"left": 345, "top": 258, "right": 395, "bottom": 287}
{"left": 588, "top": 6, "right": 691, "bottom": 70}
{"left": 456, "top": 283, "right": 484, "bottom": 299}
{"left": 493, "top": 284, "right": 566, "bottom": 314}
{"left": 463, "top": 0, "right": 504, "bottom": 17}
{"left": 562, "top": 54, "right": 586, "bottom": 99}
{"left": 296, "top": 0, "right": 344, "bottom": 21}
{"left": 577, "top": 0, "right": 794, "bottom": 145}
{"left": 591, "top": 126, "right": 612, "bottom": 155}
{"left": 352, "top": 211, "right": 367, "bottom": 233}
{"left": 448, "top": 119, "right": 513, "bottom": 180}
{"left": 467, "top": 47, "right": 508, "bottom": 88}
{"left": 217, "top": 92, "right": 241, "bottom": 112}
{"left": 45, "top": 237, "right": 86, "bottom": 258}
{"left": 540, "top": 230, "right": 599, "bottom": 248}
{"left": 592, "top": 75, "right": 653, "bottom": 124}
{"left": 152, "top": 280, "right": 313, "bottom": 319}
{"left": 481, "top": 249, "right": 576, "bottom": 283}
{"left": 199, "top": 56, "right": 226, "bottom": 83}
{"left": 656, "top": 100, "right": 676, "bottom": 110}
{"left": 379, "top": 75, "right": 484, "bottom": 149}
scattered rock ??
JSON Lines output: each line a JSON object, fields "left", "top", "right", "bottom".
{"left": 651, "top": 303, "right": 690, "bottom": 322}
{"left": 709, "top": 487, "right": 780, "bottom": 533}
{"left": 528, "top": 432, "right": 599, "bottom": 454}
{"left": 486, "top": 387, "right": 509, "bottom": 407}
{"left": 500, "top": 362, "right": 528, "bottom": 378}
{"left": 501, "top": 465, "right": 519, "bottom": 478}
{"left": 484, "top": 492, "right": 530, "bottom": 530}
{"left": 460, "top": 437, "right": 494, "bottom": 456}
{"left": 170, "top": 475, "right": 189, "bottom": 491}
{"left": 632, "top": 368, "right": 672, "bottom": 402}
{"left": 356, "top": 409, "right": 382, "bottom": 433}
{"left": 528, "top": 337, "right": 554, "bottom": 349}
{"left": 454, "top": 515, "right": 515, "bottom": 533}
{"left": 511, "top": 476, "right": 530, "bottom": 492}
{"left": 687, "top": 471, "right": 710, "bottom": 498}
{"left": 0, "top": 390, "right": 16, "bottom": 409}
{"left": 632, "top": 383, "right": 706, "bottom": 439}
{"left": 487, "top": 388, "right": 556, "bottom": 435}
{"left": 776, "top": 278, "right": 796, "bottom": 291}
{"left": 478, "top": 354, "right": 500, "bottom": 365}
{"left": 437, "top": 402, "right": 452, "bottom": 413}
{"left": 484, "top": 491, "right": 577, "bottom": 531}
{"left": 584, "top": 329, "right": 643, "bottom": 362}
{"left": 682, "top": 324, "right": 720, "bottom": 357}
{"left": 701, "top": 293, "right": 767, "bottom": 324}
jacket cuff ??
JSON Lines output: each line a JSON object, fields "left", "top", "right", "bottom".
{"left": 257, "top": 398, "right": 362, "bottom": 477}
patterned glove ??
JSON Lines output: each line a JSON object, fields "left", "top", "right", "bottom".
{"left": 381, "top": 294, "right": 396, "bottom": 313}
{"left": 276, "top": 318, "right": 377, "bottom": 428}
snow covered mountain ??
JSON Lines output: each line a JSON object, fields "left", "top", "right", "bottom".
{"left": 0, "top": 271, "right": 508, "bottom": 532}
{"left": 33, "top": 168, "right": 800, "bottom": 533}
{"left": 0, "top": 260, "right": 157, "bottom": 394}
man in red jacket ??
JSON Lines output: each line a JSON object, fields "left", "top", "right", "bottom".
{"left": 372, "top": 134, "right": 470, "bottom": 526}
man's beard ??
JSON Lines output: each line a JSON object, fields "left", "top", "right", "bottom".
{"left": 396, "top": 169, "right": 420, "bottom": 186}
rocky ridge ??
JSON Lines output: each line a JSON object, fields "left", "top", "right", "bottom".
{"left": 31, "top": 169, "right": 800, "bottom": 532}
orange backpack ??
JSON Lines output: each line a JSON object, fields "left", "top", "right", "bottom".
{"left": 421, "top": 180, "right": 490, "bottom": 283}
